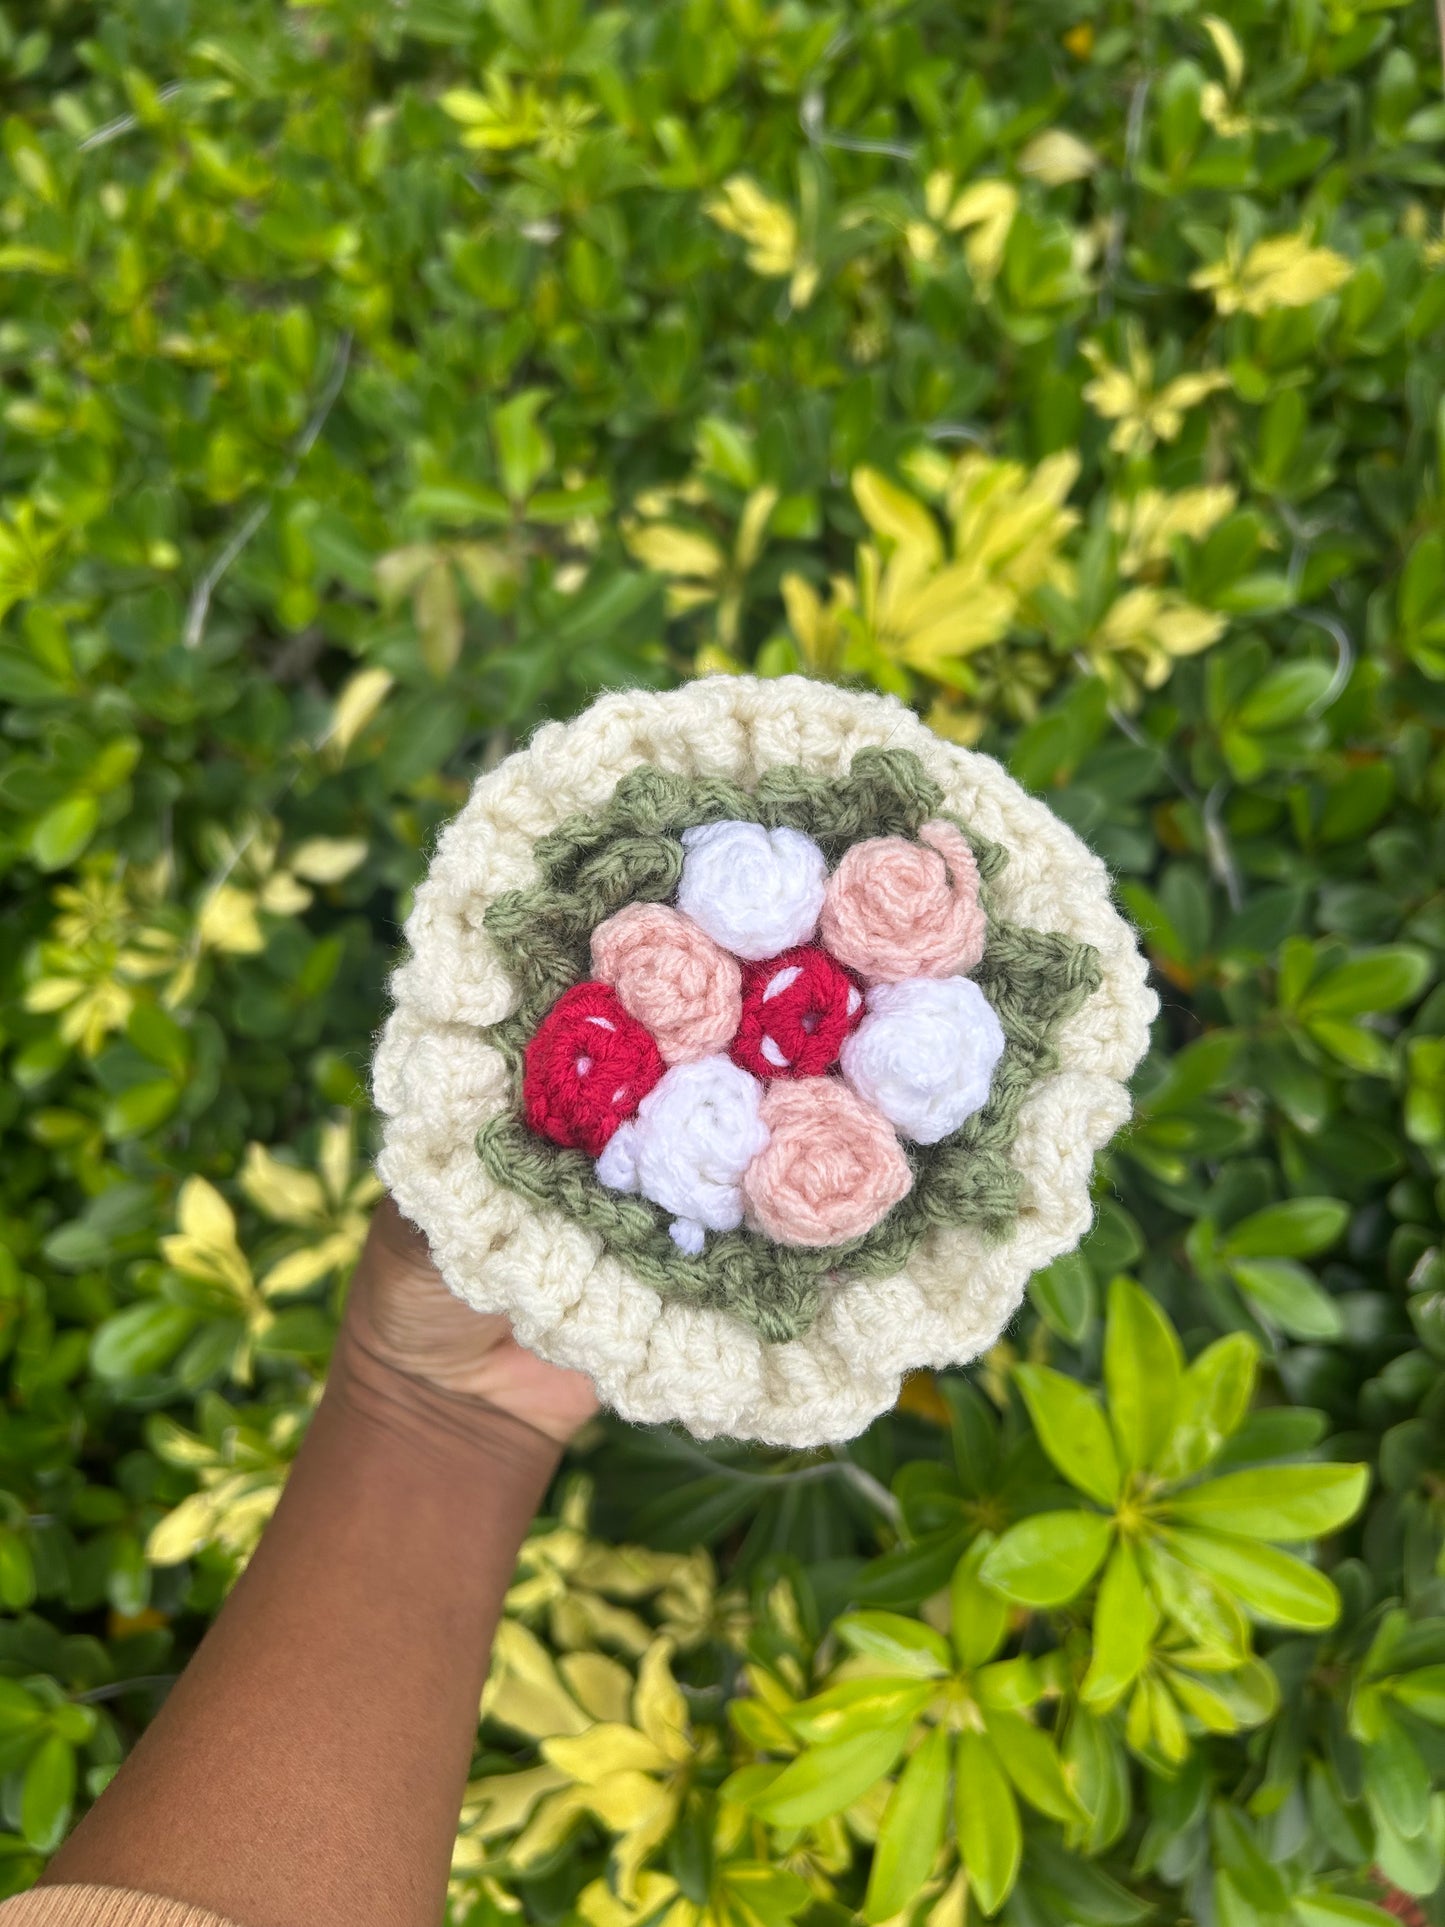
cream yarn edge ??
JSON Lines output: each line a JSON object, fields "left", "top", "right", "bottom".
{"left": 373, "top": 676, "right": 1159, "bottom": 1447}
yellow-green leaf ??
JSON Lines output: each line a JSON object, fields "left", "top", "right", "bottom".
{"left": 984, "top": 1709, "right": 1083, "bottom": 1822}
{"left": 980, "top": 1511, "right": 1113, "bottom": 1607}
{"left": 864, "top": 1725, "right": 950, "bottom": 1922}
{"left": 259, "top": 1232, "right": 356, "bottom": 1298}
{"left": 288, "top": 837, "right": 369, "bottom": 884}
{"left": 543, "top": 1723, "right": 671, "bottom": 1785}
{"left": 838, "top": 1610, "right": 954, "bottom": 1678}
{"left": 1104, "top": 1275, "right": 1183, "bottom": 1472}
{"left": 1156, "top": 1332, "right": 1258, "bottom": 1483}
{"left": 326, "top": 666, "right": 393, "bottom": 758}
{"left": 950, "top": 1537, "right": 1009, "bottom": 1670}
{"left": 1164, "top": 1526, "right": 1341, "bottom": 1629}
{"left": 1081, "top": 1543, "right": 1160, "bottom": 1710}
{"left": 751, "top": 1720, "right": 917, "bottom": 1828}
{"left": 240, "top": 1144, "right": 327, "bottom": 1226}
{"left": 1018, "top": 128, "right": 1099, "bottom": 185}
{"left": 1014, "top": 1364, "right": 1121, "bottom": 1506}
{"left": 1162, "top": 1463, "right": 1369, "bottom": 1541}
{"left": 853, "top": 469, "right": 943, "bottom": 561}
{"left": 632, "top": 1639, "right": 689, "bottom": 1761}
{"left": 955, "top": 1729, "right": 1021, "bottom": 1915}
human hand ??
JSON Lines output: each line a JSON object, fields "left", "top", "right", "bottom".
{"left": 340, "top": 1196, "right": 600, "bottom": 1446}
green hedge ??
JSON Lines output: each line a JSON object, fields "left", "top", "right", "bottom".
{"left": 2, "top": 0, "right": 1444, "bottom": 1919}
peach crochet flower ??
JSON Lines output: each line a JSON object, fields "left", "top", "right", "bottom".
{"left": 741, "top": 1078, "right": 912, "bottom": 1248}
{"left": 819, "top": 818, "right": 986, "bottom": 983}
{"left": 591, "top": 903, "right": 742, "bottom": 1064}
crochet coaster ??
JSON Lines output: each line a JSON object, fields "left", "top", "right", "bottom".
{"left": 373, "top": 678, "right": 1157, "bottom": 1446}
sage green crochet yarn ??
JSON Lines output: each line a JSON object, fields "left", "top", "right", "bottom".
{"left": 477, "top": 747, "right": 1100, "bottom": 1342}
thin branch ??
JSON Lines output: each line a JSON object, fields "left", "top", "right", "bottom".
{"left": 74, "top": 1675, "right": 178, "bottom": 1704}
{"left": 799, "top": 90, "right": 916, "bottom": 161}
{"left": 1090, "top": 674, "right": 1246, "bottom": 911}
{"left": 829, "top": 1449, "right": 904, "bottom": 1527}
{"left": 1295, "top": 607, "right": 1355, "bottom": 717}
{"left": 1098, "top": 74, "right": 1152, "bottom": 319}
{"left": 657, "top": 1427, "right": 839, "bottom": 1489}
{"left": 1202, "top": 782, "right": 1244, "bottom": 913}
{"left": 77, "top": 83, "right": 187, "bottom": 151}
{"left": 183, "top": 331, "right": 353, "bottom": 650}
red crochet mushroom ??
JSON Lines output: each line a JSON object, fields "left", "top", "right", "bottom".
{"left": 523, "top": 982, "right": 665, "bottom": 1155}
{"left": 729, "top": 945, "right": 864, "bottom": 1081}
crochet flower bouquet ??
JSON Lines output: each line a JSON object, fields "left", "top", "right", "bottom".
{"left": 374, "top": 678, "right": 1156, "bottom": 1446}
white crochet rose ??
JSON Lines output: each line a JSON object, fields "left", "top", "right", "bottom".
{"left": 676, "top": 821, "right": 827, "bottom": 960}
{"left": 374, "top": 676, "right": 1158, "bottom": 1447}
{"left": 841, "top": 977, "right": 1006, "bottom": 1144}
{"left": 595, "top": 1056, "right": 770, "bottom": 1255}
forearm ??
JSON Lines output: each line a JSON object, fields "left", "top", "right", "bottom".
{"left": 44, "top": 1339, "right": 560, "bottom": 1927}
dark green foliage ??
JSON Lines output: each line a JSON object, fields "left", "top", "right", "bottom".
{"left": 0, "top": 0, "right": 1443, "bottom": 1918}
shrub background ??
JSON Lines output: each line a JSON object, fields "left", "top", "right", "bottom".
{"left": 1, "top": 0, "right": 1444, "bottom": 1919}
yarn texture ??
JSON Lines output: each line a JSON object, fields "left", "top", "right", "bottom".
{"left": 841, "top": 976, "right": 1008, "bottom": 1144}
{"left": 730, "top": 946, "right": 862, "bottom": 1080}
{"left": 595, "top": 1056, "right": 770, "bottom": 1254}
{"left": 475, "top": 748, "right": 1097, "bottom": 1330}
{"left": 676, "top": 821, "right": 828, "bottom": 960}
{"left": 742, "top": 1079, "right": 913, "bottom": 1246}
{"left": 521, "top": 982, "right": 664, "bottom": 1157}
{"left": 591, "top": 903, "right": 741, "bottom": 1064}
{"left": 374, "top": 675, "right": 1158, "bottom": 1447}
{"left": 821, "top": 818, "right": 986, "bottom": 982}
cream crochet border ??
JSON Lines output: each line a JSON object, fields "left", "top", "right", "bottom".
{"left": 373, "top": 677, "right": 1158, "bottom": 1447}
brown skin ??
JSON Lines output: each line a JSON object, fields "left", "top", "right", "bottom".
{"left": 43, "top": 1198, "right": 598, "bottom": 1927}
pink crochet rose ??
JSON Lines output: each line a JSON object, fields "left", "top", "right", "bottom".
{"left": 818, "top": 818, "right": 986, "bottom": 983}
{"left": 741, "top": 1078, "right": 912, "bottom": 1248}
{"left": 590, "top": 902, "right": 742, "bottom": 1064}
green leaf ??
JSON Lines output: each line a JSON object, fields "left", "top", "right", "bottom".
{"left": 1299, "top": 948, "right": 1432, "bottom": 1018}
{"left": 751, "top": 1720, "right": 917, "bottom": 1828}
{"left": 983, "top": 1709, "right": 1082, "bottom": 1822}
{"left": 979, "top": 1511, "right": 1113, "bottom": 1606}
{"left": 1223, "top": 1197, "right": 1349, "bottom": 1258}
{"left": 1364, "top": 1712, "right": 1432, "bottom": 1839}
{"left": 1062, "top": 1707, "right": 1131, "bottom": 1857}
{"left": 1104, "top": 1276, "right": 1183, "bottom": 1471}
{"left": 955, "top": 1729, "right": 1021, "bottom": 1917}
{"left": 719, "top": 1864, "right": 811, "bottom": 1927}
{"left": 20, "top": 1732, "right": 75, "bottom": 1854}
{"left": 1029, "top": 1251, "right": 1095, "bottom": 1343}
{"left": 1157, "top": 1333, "right": 1258, "bottom": 1482}
{"left": 1211, "top": 1804, "right": 1289, "bottom": 1912}
{"left": 28, "top": 793, "right": 100, "bottom": 872}
{"left": 491, "top": 389, "right": 553, "bottom": 504}
{"left": 1391, "top": 1666, "right": 1445, "bottom": 1723}
{"left": 788, "top": 1679, "right": 935, "bottom": 1746}
{"left": 1141, "top": 1539, "right": 1250, "bottom": 1661}
{"left": 1081, "top": 1543, "right": 1160, "bottom": 1709}
{"left": 1293, "top": 1895, "right": 1399, "bottom": 1926}
{"left": 89, "top": 1301, "right": 200, "bottom": 1381}
{"left": 1163, "top": 1463, "right": 1369, "bottom": 1540}
{"left": 863, "top": 1725, "right": 950, "bottom": 1922}
{"left": 1228, "top": 1258, "right": 1344, "bottom": 1340}
{"left": 0, "top": 1680, "right": 46, "bottom": 1737}
{"left": 836, "top": 1612, "right": 954, "bottom": 1678}
{"left": 0, "top": 1523, "right": 35, "bottom": 1611}
{"left": 1236, "top": 661, "right": 1335, "bottom": 730}
{"left": 1027, "top": 1837, "right": 1149, "bottom": 1923}
{"left": 1163, "top": 1526, "right": 1341, "bottom": 1628}
{"left": 949, "top": 1538, "right": 1009, "bottom": 1671}
{"left": 1014, "top": 1365, "right": 1121, "bottom": 1506}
